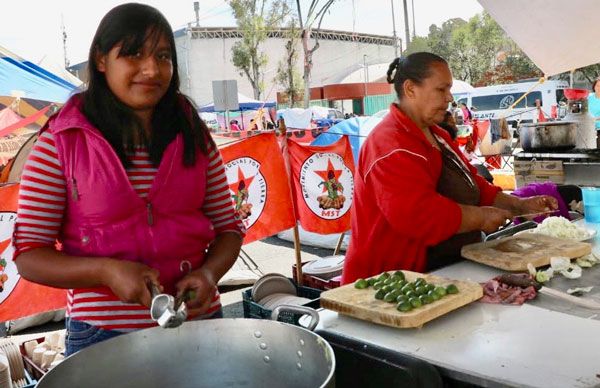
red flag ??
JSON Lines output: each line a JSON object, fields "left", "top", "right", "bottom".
{"left": 0, "top": 183, "right": 66, "bottom": 321}
{"left": 219, "top": 133, "right": 295, "bottom": 244}
{"left": 287, "top": 136, "right": 355, "bottom": 234}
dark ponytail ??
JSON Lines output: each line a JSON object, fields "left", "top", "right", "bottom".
{"left": 386, "top": 52, "right": 448, "bottom": 99}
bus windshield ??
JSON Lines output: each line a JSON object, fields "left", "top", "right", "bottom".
{"left": 472, "top": 91, "right": 543, "bottom": 110}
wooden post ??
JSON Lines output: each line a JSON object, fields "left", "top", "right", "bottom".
{"left": 293, "top": 225, "right": 303, "bottom": 286}
{"left": 333, "top": 232, "right": 345, "bottom": 256}
{"left": 279, "top": 118, "right": 304, "bottom": 286}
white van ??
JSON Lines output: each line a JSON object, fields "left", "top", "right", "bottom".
{"left": 456, "top": 79, "right": 568, "bottom": 127}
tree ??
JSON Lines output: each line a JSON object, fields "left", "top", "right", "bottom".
{"left": 295, "top": 0, "right": 336, "bottom": 108}
{"left": 427, "top": 18, "right": 466, "bottom": 62}
{"left": 274, "top": 19, "right": 304, "bottom": 107}
{"left": 228, "top": 0, "right": 290, "bottom": 100}
{"left": 575, "top": 64, "right": 600, "bottom": 84}
{"left": 403, "top": 36, "right": 429, "bottom": 56}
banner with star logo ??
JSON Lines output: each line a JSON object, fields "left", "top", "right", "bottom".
{"left": 287, "top": 136, "right": 355, "bottom": 234}
{"left": 219, "top": 134, "right": 296, "bottom": 244}
{"left": 0, "top": 183, "right": 67, "bottom": 321}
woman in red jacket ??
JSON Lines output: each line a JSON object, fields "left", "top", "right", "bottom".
{"left": 342, "top": 53, "right": 557, "bottom": 283}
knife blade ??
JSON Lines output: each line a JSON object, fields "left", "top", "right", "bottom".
{"left": 512, "top": 210, "right": 557, "bottom": 219}
{"left": 499, "top": 274, "right": 600, "bottom": 310}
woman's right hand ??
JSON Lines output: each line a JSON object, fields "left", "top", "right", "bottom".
{"left": 101, "top": 259, "right": 160, "bottom": 308}
{"left": 479, "top": 206, "right": 513, "bottom": 233}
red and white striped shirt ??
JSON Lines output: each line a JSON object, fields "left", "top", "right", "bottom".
{"left": 14, "top": 131, "right": 244, "bottom": 331}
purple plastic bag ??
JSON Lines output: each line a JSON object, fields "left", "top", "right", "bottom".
{"left": 511, "top": 182, "right": 569, "bottom": 223}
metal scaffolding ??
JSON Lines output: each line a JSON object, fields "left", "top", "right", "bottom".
{"left": 188, "top": 27, "right": 396, "bottom": 46}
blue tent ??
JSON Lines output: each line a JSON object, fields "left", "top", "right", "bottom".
{"left": 311, "top": 116, "right": 382, "bottom": 163}
{"left": 199, "top": 93, "right": 276, "bottom": 112}
{"left": 0, "top": 46, "right": 78, "bottom": 103}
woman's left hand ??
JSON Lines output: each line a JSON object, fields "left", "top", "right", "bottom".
{"left": 175, "top": 268, "right": 217, "bottom": 317}
{"left": 515, "top": 195, "right": 559, "bottom": 216}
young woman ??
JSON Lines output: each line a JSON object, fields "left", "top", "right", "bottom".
{"left": 342, "top": 53, "right": 557, "bottom": 283}
{"left": 14, "top": 3, "right": 244, "bottom": 354}
{"left": 588, "top": 78, "right": 600, "bottom": 147}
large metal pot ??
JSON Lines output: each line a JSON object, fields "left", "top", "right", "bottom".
{"left": 37, "top": 307, "right": 335, "bottom": 388}
{"left": 519, "top": 121, "right": 578, "bottom": 151}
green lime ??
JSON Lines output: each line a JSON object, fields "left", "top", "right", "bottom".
{"left": 374, "top": 289, "right": 386, "bottom": 300}
{"left": 383, "top": 277, "right": 394, "bottom": 286}
{"left": 415, "top": 286, "right": 427, "bottom": 296}
{"left": 354, "top": 279, "right": 369, "bottom": 289}
{"left": 396, "top": 294, "right": 408, "bottom": 304}
{"left": 393, "top": 270, "right": 406, "bottom": 281}
{"left": 419, "top": 294, "right": 433, "bottom": 305}
{"left": 393, "top": 281, "right": 405, "bottom": 290}
{"left": 377, "top": 272, "right": 390, "bottom": 282}
{"left": 434, "top": 286, "right": 447, "bottom": 297}
{"left": 373, "top": 281, "right": 384, "bottom": 290}
{"left": 425, "top": 284, "right": 436, "bottom": 292}
{"left": 401, "top": 285, "right": 412, "bottom": 295}
{"left": 405, "top": 290, "right": 417, "bottom": 299}
{"left": 414, "top": 277, "right": 427, "bottom": 286}
{"left": 429, "top": 290, "right": 441, "bottom": 301}
{"left": 384, "top": 292, "right": 397, "bottom": 303}
{"left": 382, "top": 285, "right": 394, "bottom": 294}
{"left": 367, "top": 277, "right": 378, "bottom": 287}
{"left": 446, "top": 284, "right": 459, "bottom": 294}
{"left": 396, "top": 301, "right": 412, "bottom": 312}
{"left": 409, "top": 297, "right": 422, "bottom": 308}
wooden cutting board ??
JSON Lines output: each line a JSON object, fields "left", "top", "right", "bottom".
{"left": 320, "top": 271, "right": 483, "bottom": 329}
{"left": 461, "top": 233, "right": 591, "bottom": 271}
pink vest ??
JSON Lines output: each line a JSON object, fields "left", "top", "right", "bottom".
{"left": 49, "top": 96, "right": 216, "bottom": 295}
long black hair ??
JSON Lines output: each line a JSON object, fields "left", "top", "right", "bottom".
{"left": 592, "top": 78, "right": 600, "bottom": 92}
{"left": 386, "top": 52, "right": 448, "bottom": 99}
{"left": 82, "top": 3, "right": 213, "bottom": 168}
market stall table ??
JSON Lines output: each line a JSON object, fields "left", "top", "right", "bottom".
{"left": 316, "top": 220, "right": 600, "bottom": 387}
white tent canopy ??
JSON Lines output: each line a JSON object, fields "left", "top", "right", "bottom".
{"left": 478, "top": 0, "right": 600, "bottom": 76}
{"left": 451, "top": 79, "right": 475, "bottom": 95}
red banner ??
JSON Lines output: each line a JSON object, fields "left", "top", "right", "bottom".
{"left": 219, "top": 133, "right": 296, "bottom": 244}
{"left": 0, "top": 183, "right": 66, "bottom": 321}
{"left": 287, "top": 136, "right": 355, "bottom": 234}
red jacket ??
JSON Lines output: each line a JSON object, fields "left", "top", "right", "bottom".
{"left": 341, "top": 105, "right": 501, "bottom": 283}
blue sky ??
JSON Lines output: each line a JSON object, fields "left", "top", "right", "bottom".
{"left": 0, "top": 0, "right": 482, "bottom": 67}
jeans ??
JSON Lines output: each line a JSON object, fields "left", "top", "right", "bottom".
{"left": 65, "top": 308, "right": 224, "bottom": 356}
{"left": 65, "top": 317, "right": 123, "bottom": 356}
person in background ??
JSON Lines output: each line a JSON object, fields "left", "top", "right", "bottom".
{"left": 249, "top": 118, "right": 258, "bottom": 130}
{"left": 450, "top": 101, "right": 463, "bottom": 125}
{"left": 342, "top": 52, "right": 557, "bottom": 283}
{"left": 588, "top": 77, "right": 600, "bottom": 148}
{"left": 460, "top": 102, "right": 473, "bottom": 124}
{"left": 438, "top": 111, "right": 458, "bottom": 141}
{"left": 535, "top": 98, "right": 547, "bottom": 123}
{"left": 14, "top": 3, "right": 244, "bottom": 355}
{"left": 229, "top": 119, "right": 241, "bottom": 131}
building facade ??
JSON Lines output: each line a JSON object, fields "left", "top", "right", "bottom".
{"left": 174, "top": 26, "right": 398, "bottom": 106}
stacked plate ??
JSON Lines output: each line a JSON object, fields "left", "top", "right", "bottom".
{"left": 251, "top": 273, "right": 310, "bottom": 310}
{"left": 0, "top": 339, "right": 26, "bottom": 387}
{"left": 0, "top": 351, "right": 11, "bottom": 388}
{"left": 302, "top": 255, "right": 345, "bottom": 280}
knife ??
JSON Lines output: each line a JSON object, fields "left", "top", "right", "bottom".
{"left": 512, "top": 209, "right": 557, "bottom": 219}
{"left": 499, "top": 274, "right": 600, "bottom": 310}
